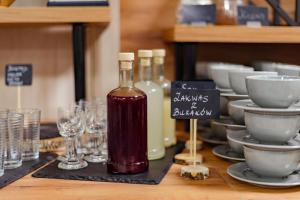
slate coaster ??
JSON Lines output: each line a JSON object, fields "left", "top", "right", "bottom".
{"left": 40, "top": 123, "right": 60, "bottom": 139}
{"left": 32, "top": 141, "right": 185, "bottom": 185}
{"left": 0, "top": 152, "right": 57, "bottom": 189}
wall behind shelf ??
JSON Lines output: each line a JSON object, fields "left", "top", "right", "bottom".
{"left": 0, "top": 0, "right": 120, "bottom": 121}
{"left": 120, "top": 0, "right": 299, "bottom": 80}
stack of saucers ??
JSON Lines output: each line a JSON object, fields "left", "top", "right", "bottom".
{"left": 227, "top": 75, "right": 300, "bottom": 188}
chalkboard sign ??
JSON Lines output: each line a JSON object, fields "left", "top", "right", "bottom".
{"left": 171, "top": 81, "right": 220, "bottom": 120}
{"left": 237, "top": 6, "right": 269, "bottom": 26}
{"left": 5, "top": 64, "right": 32, "bottom": 86}
{"left": 172, "top": 81, "right": 216, "bottom": 90}
{"left": 180, "top": 4, "right": 216, "bottom": 25}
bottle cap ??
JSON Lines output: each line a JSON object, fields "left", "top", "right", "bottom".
{"left": 138, "top": 50, "right": 153, "bottom": 58}
{"left": 119, "top": 52, "right": 134, "bottom": 61}
{"left": 152, "top": 49, "right": 166, "bottom": 57}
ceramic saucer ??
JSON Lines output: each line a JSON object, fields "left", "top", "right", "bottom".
{"left": 227, "top": 129, "right": 300, "bottom": 150}
{"left": 221, "top": 93, "right": 249, "bottom": 99}
{"left": 212, "top": 118, "right": 246, "bottom": 129}
{"left": 217, "top": 87, "right": 233, "bottom": 93}
{"left": 227, "top": 162, "right": 300, "bottom": 188}
{"left": 230, "top": 99, "right": 300, "bottom": 114}
{"left": 212, "top": 145, "right": 245, "bottom": 162}
{"left": 199, "top": 129, "right": 228, "bottom": 145}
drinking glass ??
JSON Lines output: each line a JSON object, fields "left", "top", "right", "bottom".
{"left": 11, "top": 108, "right": 41, "bottom": 161}
{"left": 57, "top": 105, "right": 87, "bottom": 170}
{"left": 76, "top": 100, "right": 90, "bottom": 155}
{"left": 5, "top": 112, "right": 24, "bottom": 169}
{"left": 0, "top": 109, "right": 8, "bottom": 176}
{"left": 84, "top": 102, "right": 106, "bottom": 163}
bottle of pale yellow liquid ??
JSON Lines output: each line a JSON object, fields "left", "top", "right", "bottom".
{"left": 135, "top": 50, "right": 165, "bottom": 160}
{"left": 152, "top": 49, "right": 176, "bottom": 147}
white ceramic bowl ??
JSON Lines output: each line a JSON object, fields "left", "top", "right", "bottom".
{"left": 246, "top": 75, "right": 300, "bottom": 108}
{"left": 245, "top": 111, "right": 300, "bottom": 144}
{"left": 229, "top": 71, "right": 278, "bottom": 95}
{"left": 276, "top": 64, "right": 300, "bottom": 76}
{"left": 252, "top": 61, "right": 278, "bottom": 72}
{"left": 211, "top": 119, "right": 245, "bottom": 141}
{"left": 220, "top": 93, "right": 249, "bottom": 116}
{"left": 244, "top": 146, "right": 300, "bottom": 178}
{"left": 226, "top": 129, "right": 245, "bottom": 154}
{"left": 211, "top": 65, "right": 253, "bottom": 89}
{"left": 228, "top": 100, "right": 248, "bottom": 125}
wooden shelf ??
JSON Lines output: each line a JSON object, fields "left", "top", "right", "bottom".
{"left": 0, "top": 7, "right": 110, "bottom": 26}
{"left": 164, "top": 24, "right": 300, "bottom": 44}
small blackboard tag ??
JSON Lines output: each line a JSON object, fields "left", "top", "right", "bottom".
{"left": 180, "top": 4, "right": 216, "bottom": 24}
{"left": 5, "top": 64, "right": 32, "bottom": 86}
{"left": 171, "top": 81, "right": 220, "bottom": 120}
{"left": 237, "top": 6, "right": 269, "bottom": 26}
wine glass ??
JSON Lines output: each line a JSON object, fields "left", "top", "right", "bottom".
{"left": 57, "top": 105, "right": 88, "bottom": 170}
{"left": 84, "top": 102, "right": 107, "bottom": 163}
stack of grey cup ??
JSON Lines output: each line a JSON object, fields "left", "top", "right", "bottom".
{"left": 225, "top": 69, "right": 300, "bottom": 188}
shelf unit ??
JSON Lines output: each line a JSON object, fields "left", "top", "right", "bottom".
{"left": 164, "top": 24, "right": 300, "bottom": 43}
{"left": 0, "top": 6, "right": 111, "bottom": 101}
{"left": 0, "top": 7, "right": 110, "bottom": 25}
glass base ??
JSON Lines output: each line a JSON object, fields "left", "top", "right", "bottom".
{"left": 22, "top": 152, "right": 39, "bottom": 161}
{"left": 57, "top": 154, "right": 84, "bottom": 162}
{"left": 4, "top": 160, "right": 22, "bottom": 169}
{"left": 84, "top": 154, "right": 106, "bottom": 163}
{"left": 58, "top": 159, "right": 88, "bottom": 170}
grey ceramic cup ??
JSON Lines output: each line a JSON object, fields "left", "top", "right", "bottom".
{"left": 246, "top": 75, "right": 300, "bottom": 108}
{"left": 211, "top": 65, "right": 253, "bottom": 89}
{"left": 211, "top": 119, "right": 245, "bottom": 141}
{"left": 228, "top": 100, "right": 247, "bottom": 125}
{"left": 226, "top": 129, "right": 245, "bottom": 154}
{"left": 244, "top": 146, "right": 300, "bottom": 178}
{"left": 220, "top": 93, "right": 249, "bottom": 116}
{"left": 245, "top": 111, "right": 300, "bottom": 144}
{"left": 229, "top": 71, "right": 278, "bottom": 95}
{"left": 276, "top": 64, "right": 300, "bottom": 76}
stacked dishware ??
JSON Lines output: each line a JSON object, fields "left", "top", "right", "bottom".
{"left": 211, "top": 67, "right": 278, "bottom": 161}
{"left": 227, "top": 74, "right": 300, "bottom": 188}
{"left": 199, "top": 63, "right": 250, "bottom": 145}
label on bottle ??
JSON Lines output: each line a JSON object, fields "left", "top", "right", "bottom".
{"left": 140, "top": 58, "right": 151, "bottom": 66}
{"left": 154, "top": 57, "right": 164, "bottom": 65}
{"left": 120, "top": 62, "right": 132, "bottom": 70}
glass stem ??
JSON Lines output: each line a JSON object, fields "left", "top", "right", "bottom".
{"left": 91, "top": 133, "right": 103, "bottom": 156}
{"left": 66, "top": 137, "right": 78, "bottom": 162}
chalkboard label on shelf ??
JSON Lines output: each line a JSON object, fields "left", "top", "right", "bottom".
{"left": 237, "top": 6, "right": 269, "bottom": 26}
{"left": 5, "top": 64, "right": 32, "bottom": 86}
{"left": 171, "top": 81, "right": 220, "bottom": 120}
{"left": 172, "top": 81, "right": 216, "bottom": 90}
{"left": 180, "top": 4, "right": 216, "bottom": 25}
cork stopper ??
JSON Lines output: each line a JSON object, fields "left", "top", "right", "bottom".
{"left": 119, "top": 52, "right": 134, "bottom": 61}
{"left": 138, "top": 50, "right": 153, "bottom": 58}
{"left": 152, "top": 49, "right": 166, "bottom": 57}
{"left": 119, "top": 53, "right": 134, "bottom": 70}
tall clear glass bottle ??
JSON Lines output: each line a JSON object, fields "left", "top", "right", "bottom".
{"left": 107, "top": 53, "right": 148, "bottom": 174}
{"left": 135, "top": 50, "right": 165, "bottom": 160}
{"left": 152, "top": 49, "right": 176, "bottom": 147}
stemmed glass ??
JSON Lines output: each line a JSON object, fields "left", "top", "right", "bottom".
{"left": 57, "top": 105, "right": 88, "bottom": 170}
{"left": 84, "top": 102, "right": 107, "bottom": 163}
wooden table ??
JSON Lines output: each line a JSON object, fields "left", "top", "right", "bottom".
{"left": 2, "top": 135, "right": 300, "bottom": 200}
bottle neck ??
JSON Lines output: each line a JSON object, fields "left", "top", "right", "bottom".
{"left": 152, "top": 56, "right": 165, "bottom": 82}
{"left": 119, "top": 61, "right": 134, "bottom": 88}
{"left": 139, "top": 57, "right": 152, "bottom": 81}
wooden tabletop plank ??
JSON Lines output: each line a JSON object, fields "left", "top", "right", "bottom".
{"left": 2, "top": 131, "right": 300, "bottom": 200}
{"left": 0, "top": 7, "right": 110, "bottom": 25}
{"left": 164, "top": 24, "right": 300, "bottom": 43}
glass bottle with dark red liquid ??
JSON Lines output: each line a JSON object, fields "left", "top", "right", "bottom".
{"left": 107, "top": 52, "right": 148, "bottom": 174}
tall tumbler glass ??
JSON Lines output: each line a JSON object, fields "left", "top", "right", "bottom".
{"left": 5, "top": 112, "right": 24, "bottom": 169}
{"left": 84, "top": 102, "right": 106, "bottom": 163}
{"left": 11, "top": 109, "right": 41, "bottom": 161}
{"left": 0, "top": 109, "right": 8, "bottom": 176}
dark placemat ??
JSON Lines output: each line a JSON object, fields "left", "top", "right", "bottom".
{"left": 0, "top": 152, "right": 57, "bottom": 189}
{"left": 40, "top": 123, "right": 60, "bottom": 139}
{"left": 32, "top": 141, "right": 185, "bottom": 185}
